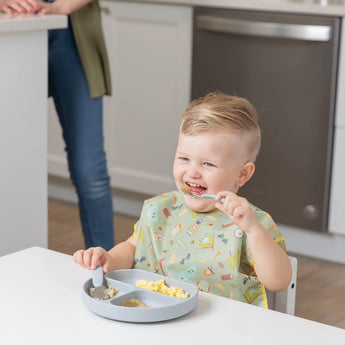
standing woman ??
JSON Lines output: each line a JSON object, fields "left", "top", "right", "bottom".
{"left": 0, "top": 0, "right": 115, "bottom": 250}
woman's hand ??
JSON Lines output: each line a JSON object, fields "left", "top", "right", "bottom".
{"left": 36, "top": 0, "right": 94, "bottom": 15}
{"left": 0, "top": 0, "right": 41, "bottom": 14}
{"left": 0, "top": 0, "right": 95, "bottom": 15}
{"left": 36, "top": 1, "right": 68, "bottom": 15}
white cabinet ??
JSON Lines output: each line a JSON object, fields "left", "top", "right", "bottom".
{"left": 329, "top": 127, "right": 345, "bottom": 235}
{"left": 0, "top": 14, "right": 66, "bottom": 256}
{"left": 47, "top": 1, "right": 193, "bottom": 196}
{"left": 101, "top": 1, "right": 192, "bottom": 195}
{"left": 328, "top": 20, "right": 345, "bottom": 235}
{"left": 1, "top": 29, "right": 47, "bottom": 256}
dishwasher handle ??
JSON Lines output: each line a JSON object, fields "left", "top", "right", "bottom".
{"left": 196, "top": 15, "right": 332, "bottom": 42}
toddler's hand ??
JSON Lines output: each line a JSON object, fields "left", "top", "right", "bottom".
{"left": 215, "top": 191, "right": 258, "bottom": 233}
{"left": 73, "top": 247, "right": 112, "bottom": 273}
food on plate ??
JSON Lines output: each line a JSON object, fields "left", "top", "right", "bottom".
{"left": 89, "top": 285, "right": 118, "bottom": 300}
{"left": 135, "top": 279, "right": 189, "bottom": 298}
{"left": 121, "top": 298, "right": 150, "bottom": 308}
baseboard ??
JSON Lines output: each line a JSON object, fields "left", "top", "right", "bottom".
{"left": 280, "top": 224, "right": 345, "bottom": 264}
{"left": 48, "top": 176, "right": 149, "bottom": 218}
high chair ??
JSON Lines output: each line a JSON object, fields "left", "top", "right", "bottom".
{"left": 266, "top": 256, "right": 298, "bottom": 315}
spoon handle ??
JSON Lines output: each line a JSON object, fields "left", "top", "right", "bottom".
{"left": 202, "top": 194, "right": 225, "bottom": 203}
{"left": 92, "top": 265, "right": 104, "bottom": 288}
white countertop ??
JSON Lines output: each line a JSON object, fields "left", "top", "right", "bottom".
{"left": 1, "top": 247, "right": 345, "bottom": 345}
{"left": 104, "top": 0, "right": 345, "bottom": 16}
{"left": 0, "top": 13, "right": 67, "bottom": 33}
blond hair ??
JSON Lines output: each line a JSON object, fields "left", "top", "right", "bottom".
{"left": 181, "top": 92, "right": 261, "bottom": 161}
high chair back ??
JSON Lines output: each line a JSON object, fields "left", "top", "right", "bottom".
{"left": 266, "top": 256, "right": 298, "bottom": 315}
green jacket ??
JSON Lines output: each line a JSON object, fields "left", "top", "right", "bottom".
{"left": 70, "top": 0, "right": 112, "bottom": 98}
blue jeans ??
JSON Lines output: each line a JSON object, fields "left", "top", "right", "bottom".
{"left": 48, "top": 19, "right": 114, "bottom": 250}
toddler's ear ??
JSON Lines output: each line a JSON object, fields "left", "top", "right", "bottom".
{"left": 236, "top": 162, "right": 255, "bottom": 188}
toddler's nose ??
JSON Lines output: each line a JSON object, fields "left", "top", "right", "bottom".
{"left": 187, "top": 164, "right": 202, "bottom": 179}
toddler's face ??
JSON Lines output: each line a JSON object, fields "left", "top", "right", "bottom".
{"left": 173, "top": 130, "right": 250, "bottom": 213}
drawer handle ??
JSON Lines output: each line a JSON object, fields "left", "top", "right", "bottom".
{"left": 196, "top": 15, "right": 332, "bottom": 42}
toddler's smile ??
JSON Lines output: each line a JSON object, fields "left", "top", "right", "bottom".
{"left": 184, "top": 182, "right": 208, "bottom": 196}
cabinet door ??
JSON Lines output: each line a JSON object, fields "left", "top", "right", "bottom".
{"left": 101, "top": 1, "right": 192, "bottom": 195}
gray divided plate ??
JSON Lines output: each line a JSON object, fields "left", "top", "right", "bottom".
{"left": 82, "top": 269, "right": 198, "bottom": 323}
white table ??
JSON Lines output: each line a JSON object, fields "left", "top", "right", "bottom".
{"left": 1, "top": 247, "right": 344, "bottom": 344}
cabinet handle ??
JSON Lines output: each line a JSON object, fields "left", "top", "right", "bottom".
{"left": 303, "top": 204, "right": 319, "bottom": 220}
{"left": 100, "top": 5, "right": 110, "bottom": 15}
{"left": 196, "top": 15, "right": 332, "bottom": 42}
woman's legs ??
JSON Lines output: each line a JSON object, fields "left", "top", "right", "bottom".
{"left": 48, "top": 20, "right": 114, "bottom": 250}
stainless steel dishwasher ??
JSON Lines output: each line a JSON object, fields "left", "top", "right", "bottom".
{"left": 192, "top": 8, "right": 340, "bottom": 232}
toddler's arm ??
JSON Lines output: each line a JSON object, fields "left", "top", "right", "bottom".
{"left": 215, "top": 191, "right": 292, "bottom": 292}
{"left": 73, "top": 235, "right": 137, "bottom": 274}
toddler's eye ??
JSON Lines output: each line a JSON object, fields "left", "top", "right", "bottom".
{"left": 204, "top": 162, "right": 215, "bottom": 167}
{"left": 179, "top": 157, "right": 189, "bottom": 162}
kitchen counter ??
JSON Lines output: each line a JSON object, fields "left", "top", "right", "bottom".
{"left": 103, "top": 0, "right": 345, "bottom": 16}
{"left": 0, "top": 13, "right": 66, "bottom": 256}
{"left": 0, "top": 13, "right": 66, "bottom": 32}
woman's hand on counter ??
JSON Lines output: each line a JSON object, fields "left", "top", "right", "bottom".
{"left": 0, "top": 0, "right": 95, "bottom": 15}
{"left": 0, "top": 0, "right": 40, "bottom": 13}
{"left": 36, "top": 0, "right": 94, "bottom": 15}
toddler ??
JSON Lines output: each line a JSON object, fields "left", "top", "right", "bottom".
{"left": 73, "top": 92, "right": 292, "bottom": 308}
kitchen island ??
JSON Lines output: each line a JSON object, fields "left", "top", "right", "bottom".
{"left": 0, "top": 14, "right": 67, "bottom": 256}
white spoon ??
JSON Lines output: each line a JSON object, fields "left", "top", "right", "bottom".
{"left": 90, "top": 265, "right": 107, "bottom": 300}
{"left": 181, "top": 185, "right": 225, "bottom": 203}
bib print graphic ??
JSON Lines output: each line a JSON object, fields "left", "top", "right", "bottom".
{"left": 133, "top": 191, "right": 286, "bottom": 308}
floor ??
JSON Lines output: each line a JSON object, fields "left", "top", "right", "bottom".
{"left": 48, "top": 198, "right": 345, "bottom": 330}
